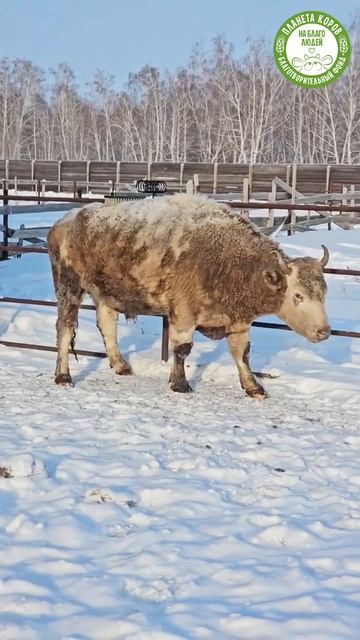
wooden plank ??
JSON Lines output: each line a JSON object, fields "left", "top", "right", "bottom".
{"left": 151, "top": 162, "right": 181, "bottom": 180}
{"left": 11, "top": 227, "right": 50, "bottom": 239}
{"left": 34, "top": 160, "right": 59, "bottom": 182}
{"left": 0, "top": 203, "right": 81, "bottom": 214}
{"left": 61, "top": 161, "right": 87, "bottom": 181}
{"left": 282, "top": 192, "right": 360, "bottom": 204}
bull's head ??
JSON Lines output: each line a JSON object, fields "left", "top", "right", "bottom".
{"left": 264, "top": 245, "right": 331, "bottom": 343}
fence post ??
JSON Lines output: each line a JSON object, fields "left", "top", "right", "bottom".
{"left": 58, "top": 160, "right": 62, "bottom": 193}
{"left": 116, "top": 161, "right": 121, "bottom": 190}
{"left": 326, "top": 165, "right": 332, "bottom": 230}
{"left": 342, "top": 184, "right": 347, "bottom": 206}
{"left": 267, "top": 179, "right": 276, "bottom": 227}
{"left": 291, "top": 162, "right": 297, "bottom": 200}
{"left": 37, "top": 179, "right": 41, "bottom": 204}
{"left": 186, "top": 179, "right": 193, "bottom": 195}
{"left": 193, "top": 174, "right": 199, "bottom": 193}
{"left": 213, "top": 162, "right": 218, "bottom": 194}
{"left": 325, "top": 165, "right": 332, "bottom": 194}
{"left": 1, "top": 180, "right": 9, "bottom": 260}
{"left": 86, "top": 160, "right": 90, "bottom": 193}
{"left": 242, "top": 177, "right": 249, "bottom": 219}
{"left": 350, "top": 184, "right": 355, "bottom": 218}
{"left": 248, "top": 163, "right": 253, "bottom": 197}
{"left": 286, "top": 164, "right": 291, "bottom": 186}
{"left": 289, "top": 162, "right": 297, "bottom": 234}
{"left": 31, "top": 159, "right": 35, "bottom": 190}
{"left": 161, "top": 316, "right": 169, "bottom": 362}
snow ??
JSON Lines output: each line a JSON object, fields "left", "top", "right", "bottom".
{"left": 0, "top": 220, "right": 359, "bottom": 639}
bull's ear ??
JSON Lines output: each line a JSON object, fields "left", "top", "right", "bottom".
{"left": 262, "top": 269, "right": 283, "bottom": 291}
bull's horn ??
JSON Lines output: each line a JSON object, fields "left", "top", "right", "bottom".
{"left": 320, "top": 244, "right": 329, "bottom": 268}
{"left": 273, "top": 250, "right": 291, "bottom": 274}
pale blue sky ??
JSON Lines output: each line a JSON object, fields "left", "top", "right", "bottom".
{"left": 1, "top": 0, "right": 359, "bottom": 87}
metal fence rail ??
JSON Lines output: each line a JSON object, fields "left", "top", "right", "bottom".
{"left": 0, "top": 188, "right": 359, "bottom": 362}
{"left": 0, "top": 257, "right": 359, "bottom": 366}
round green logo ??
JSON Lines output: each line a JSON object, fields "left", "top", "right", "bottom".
{"left": 273, "top": 11, "right": 351, "bottom": 87}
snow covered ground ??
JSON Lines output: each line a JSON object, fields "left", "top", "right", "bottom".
{"left": 0, "top": 217, "right": 359, "bottom": 639}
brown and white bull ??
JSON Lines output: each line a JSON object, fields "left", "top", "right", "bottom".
{"left": 47, "top": 194, "right": 330, "bottom": 399}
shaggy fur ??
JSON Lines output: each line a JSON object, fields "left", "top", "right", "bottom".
{"left": 47, "top": 194, "right": 329, "bottom": 397}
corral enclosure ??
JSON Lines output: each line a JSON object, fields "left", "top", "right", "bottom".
{"left": 1, "top": 160, "right": 360, "bottom": 195}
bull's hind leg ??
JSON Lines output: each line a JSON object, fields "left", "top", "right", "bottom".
{"left": 227, "top": 332, "right": 266, "bottom": 400}
{"left": 169, "top": 313, "right": 195, "bottom": 393}
{"left": 96, "top": 299, "right": 132, "bottom": 375}
{"left": 53, "top": 264, "right": 84, "bottom": 386}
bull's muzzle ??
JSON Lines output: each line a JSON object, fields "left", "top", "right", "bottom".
{"left": 312, "top": 324, "right": 331, "bottom": 342}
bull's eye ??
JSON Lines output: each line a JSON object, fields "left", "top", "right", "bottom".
{"left": 294, "top": 293, "right": 304, "bottom": 306}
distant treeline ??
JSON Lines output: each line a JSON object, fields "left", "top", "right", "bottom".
{"left": 1, "top": 23, "right": 359, "bottom": 163}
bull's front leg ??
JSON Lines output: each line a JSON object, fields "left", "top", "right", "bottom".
{"left": 227, "top": 331, "right": 267, "bottom": 400}
{"left": 169, "top": 314, "right": 195, "bottom": 393}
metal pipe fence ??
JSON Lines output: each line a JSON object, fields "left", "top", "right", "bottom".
{"left": 0, "top": 191, "right": 359, "bottom": 363}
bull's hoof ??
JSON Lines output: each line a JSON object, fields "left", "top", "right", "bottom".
{"left": 55, "top": 373, "right": 73, "bottom": 386}
{"left": 112, "top": 361, "right": 133, "bottom": 376}
{"left": 246, "top": 386, "right": 267, "bottom": 401}
{"left": 170, "top": 380, "right": 193, "bottom": 393}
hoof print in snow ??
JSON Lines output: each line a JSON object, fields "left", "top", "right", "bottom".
{"left": 125, "top": 499, "right": 137, "bottom": 508}
{"left": 0, "top": 466, "right": 13, "bottom": 478}
{"left": 85, "top": 488, "right": 113, "bottom": 504}
{"left": 0, "top": 454, "right": 46, "bottom": 479}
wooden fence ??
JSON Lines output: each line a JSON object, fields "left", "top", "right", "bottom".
{"left": 1, "top": 160, "right": 360, "bottom": 195}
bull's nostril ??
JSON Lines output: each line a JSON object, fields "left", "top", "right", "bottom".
{"left": 316, "top": 326, "right": 331, "bottom": 339}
